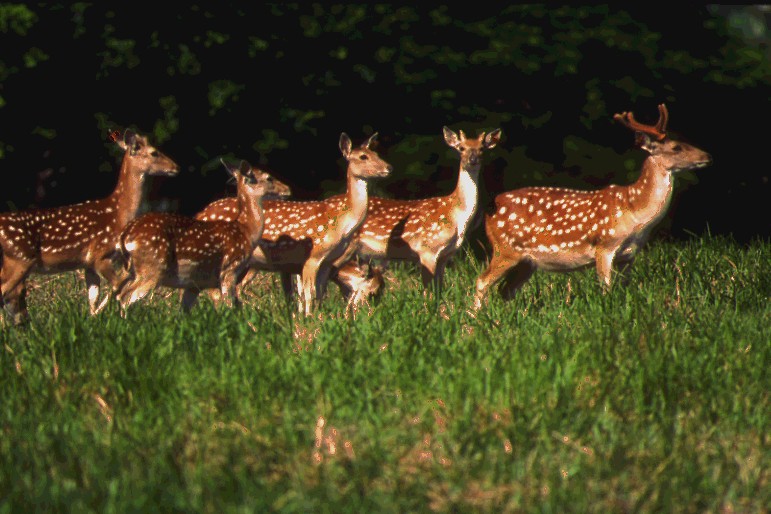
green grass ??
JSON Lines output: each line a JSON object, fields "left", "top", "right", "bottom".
{"left": 1, "top": 235, "right": 768, "bottom": 513}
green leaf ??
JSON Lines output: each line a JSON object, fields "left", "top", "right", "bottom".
{"left": 0, "top": 4, "right": 37, "bottom": 35}
{"left": 22, "top": 47, "right": 48, "bottom": 68}
{"left": 207, "top": 80, "right": 245, "bottom": 116}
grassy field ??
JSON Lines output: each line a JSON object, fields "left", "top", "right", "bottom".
{"left": 0, "top": 235, "right": 768, "bottom": 513}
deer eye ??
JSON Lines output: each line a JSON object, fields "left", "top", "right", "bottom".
{"left": 150, "top": 150, "right": 159, "bottom": 157}
{"left": 359, "top": 154, "right": 369, "bottom": 160}
{"left": 672, "top": 144, "right": 682, "bottom": 152}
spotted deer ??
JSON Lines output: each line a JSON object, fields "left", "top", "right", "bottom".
{"left": 0, "top": 129, "right": 179, "bottom": 325}
{"left": 117, "top": 160, "right": 291, "bottom": 313}
{"left": 333, "top": 126, "right": 502, "bottom": 299}
{"left": 472, "top": 104, "right": 712, "bottom": 311}
{"left": 195, "top": 132, "right": 392, "bottom": 316}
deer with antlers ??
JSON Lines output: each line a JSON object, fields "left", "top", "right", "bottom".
{"left": 195, "top": 132, "right": 392, "bottom": 316}
{"left": 0, "top": 129, "right": 179, "bottom": 325}
{"left": 332, "top": 126, "right": 502, "bottom": 300}
{"left": 472, "top": 103, "right": 712, "bottom": 311}
{"left": 117, "top": 160, "right": 291, "bottom": 313}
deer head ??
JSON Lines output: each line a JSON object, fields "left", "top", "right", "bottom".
{"left": 220, "top": 159, "right": 292, "bottom": 201}
{"left": 443, "top": 126, "right": 502, "bottom": 171}
{"left": 614, "top": 104, "right": 712, "bottom": 173}
{"left": 339, "top": 132, "right": 393, "bottom": 179}
{"left": 112, "top": 129, "right": 180, "bottom": 177}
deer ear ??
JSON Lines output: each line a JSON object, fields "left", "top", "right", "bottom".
{"left": 122, "top": 130, "right": 137, "bottom": 152}
{"left": 364, "top": 132, "right": 378, "bottom": 149}
{"left": 220, "top": 158, "right": 238, "bottom": 177}
{"left": 443, "top": 126, "right": 460, "bottom": 148}
{"left": 636, "top": 132, "right": 656, "bottom": 153}
{"left": 113, "top": 137, "right": 128, "bottom": 151}
{"left": 238, "top": 160, "right": 251, "bottom": 177}
{"left": 484, "top": 128, "right": 502, "bottom": 149}
{"left": 339, "top": 133, "right": 352, "bottom": 159}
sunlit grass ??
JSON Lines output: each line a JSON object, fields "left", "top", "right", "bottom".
{"left": 1, "top": 235, "right": 768, "bottom": 513}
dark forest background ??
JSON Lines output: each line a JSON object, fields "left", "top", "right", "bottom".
{"left": 1, "top": 4, "right": 769, "bottom": 249}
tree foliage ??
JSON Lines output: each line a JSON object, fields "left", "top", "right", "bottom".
{"left": 0, "top": 3, "right": 768, "bottom": 242}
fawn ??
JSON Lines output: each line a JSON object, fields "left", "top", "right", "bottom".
{"left": 117, "top": 159, "right": 291, "bottom": 313}
{"left": 195, "top": 132, "right": 393, "bottom": 316}
{"left": 0, "top": 129, "right": 179, "bottom": 325}
{"left": 472, "top": 104, "right": 712, "bottom": 311}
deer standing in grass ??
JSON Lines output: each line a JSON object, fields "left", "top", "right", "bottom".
{"left": 117, "top": 160, "right": 291, "bottom": 313}
{"left": 333, "top": 126, "right": 502, "bottom": 300}
{"left": 472, "top": 103, "right": 712, "bottom": 311}
{"left": 0, "top": 129, "right": 179, "bottom": 325}
{"left": 194, "top": 132, "right": 392, "bottom": 316}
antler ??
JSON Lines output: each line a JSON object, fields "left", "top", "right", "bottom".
{"left": 613, "top": 103, "right": 669, "bottom": 141}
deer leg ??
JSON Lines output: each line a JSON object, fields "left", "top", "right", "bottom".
{"left": 432, "top": 256, "right": 450, "bottom": 299}
{"left": 363, "top": 264, "right": 385, "bottom": 301}
{"left": 420, "top": 255, "right": 444, "bottom": 305}
{"left": 614, "top": 247, "right": 637, "bottom": 287}
{"left": 419, "top": 263, "right": 437, "bottom": 290}
{"left": 472, "top": 252, "right": 519, "bottom": 311}
{"left": 418, "top": 252, "right": 440, "bottom": 297}
{"left": 219, "top": 268, "right": 242, "bottom": 310}
{"left": 86, "top": 252, "right": 128, "bottom": 315}
{"left": 3, "top": 279, "right": 29, "bottom": 325}
{"left": 240, "top": 267, "right": 259, "bottom": 289}
{"left": 181, "top": 288, "right": 201, "bottom": 313}
{"left": 595, "top": 247, "right": 618, "bottom": 292}
{"left": 300, "top": 257, "right": 323, "bottom": 316}
{"left": 344, "top": 281, "right": 360, "bottom": 320}
{"left": 118, "top": 271, "right": 160, "bottom": 315}
{"left": 118, "top": 239, "right": 170, "bottom": 315}
{"left": 1, "top": 258, "right": 32, "bottom": 300}
{"left": 10, "top": 282, "right": 28, "bottom": 326}
{"left": 280, "top": 272, "right": 296, "bottom": 299}
{"left": 84, "top": 268, "right": 104, "bottom": 315}
{"left": 331, "top": 241, "right": 355, "bottom": 268}
{"left": 330, "top": 262, "right": 355, "bottom": 300}
{"left": 314, "top": 262, "right": 332, "bottom": 303}
{"left": 205, "top": 288, "right": 222, "bottom": 307}
{"left": 290, "top": 273, "right": 305, "bottom": 314}
{"left": 1, "top": 258, "right": 33, "bottom": 324}
{"left": 112, "top": 254, "right": 135, "bottom": 300}
{"left": 91, "top": 255, "right": 130, "bottom": 315}
{"left": 498, "top": 261, "right": 536, "bottom": 301}
{"left": 418, "top": 254, "right": 444, "bottom": 311}
{"left": 231, "top": 266, "right": 255, "bottom": 303}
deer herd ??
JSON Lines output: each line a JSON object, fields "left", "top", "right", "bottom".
{"left": 0, "top": 104, "right": 711, "bottom": 326}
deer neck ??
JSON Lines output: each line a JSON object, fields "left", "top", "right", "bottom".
{"left": 341, "top": 172, "right": 369, "bottom": 234}
{"left": 626, "top": 157, "right": 674, "bottom": 227}
{"left": 450, "top": 166, "right": 479, "bottom": 239}
{"left": 110, "top": 156, "right": 146, "bottom": 230}
{"left": 236, "top": 193, "right": 265, "bottom": 248}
